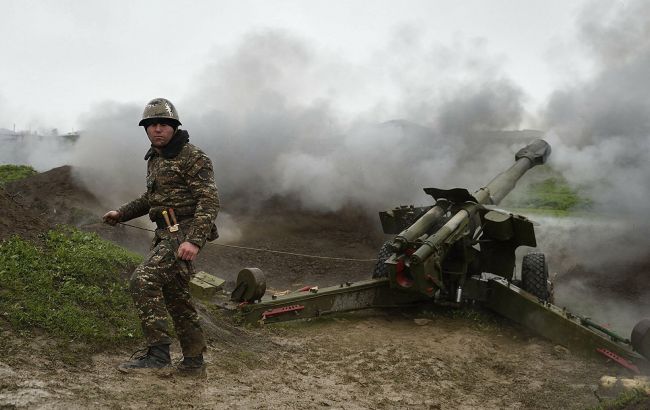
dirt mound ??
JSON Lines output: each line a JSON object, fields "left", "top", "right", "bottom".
{"left": 0, "top": 186, "right": 50, "bottom": 242}
{"left": 2, "top": 166, "right": 103, "bottom": 239}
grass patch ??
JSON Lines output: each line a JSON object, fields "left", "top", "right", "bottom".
{"left": 502, "top": 168, "right": 592, "bottom": 213}
{"left": 0, "top": 164, "right": 37, "bottom": 185}
{"left": 527, "top": 177, "right": 592, "bottom": 210}
{"left": 593, "top": 389, "right": 650, "bottom": 410}
{"left": 0, "top": 226, "right": 143, "bottom": 349}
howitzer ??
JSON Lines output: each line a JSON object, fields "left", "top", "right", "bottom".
{"left": 223, "top": 139, "right": 650, "bottom": 370}
{"left": 375, "top": 139, "right": 549, "bottom": 300}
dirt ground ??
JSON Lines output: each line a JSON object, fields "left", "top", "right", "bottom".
{"left": 0, "top": 309, "right": 626, "bottom": 410}
{"left": 1, "top": 166, "right": 648, "bottom": 409}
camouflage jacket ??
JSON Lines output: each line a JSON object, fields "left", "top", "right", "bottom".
{"left": 118, "top": 130, "right": 220, "bottom": 248}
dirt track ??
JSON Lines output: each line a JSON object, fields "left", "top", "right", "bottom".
{"left": 0, "top": 167, "right": 647, "bottom": 409}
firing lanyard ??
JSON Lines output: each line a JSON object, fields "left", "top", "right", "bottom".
{"left": 116, "top": 222, "right": 378, "bottom": 263}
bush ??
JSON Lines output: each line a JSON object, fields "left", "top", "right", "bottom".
{"left": 0, "top": 226, "right": 143, "bottom": 347}
{"left": 0, "top": 164, "right": 37, "bottom": 185}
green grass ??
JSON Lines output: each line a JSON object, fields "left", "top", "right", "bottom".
{"left": 592, "top": 389, "right": 649, "bottom": 409}
{"left": 503, "top": 170, "right": 592, "bottom": 213}
{"left": 0, "top": 226, "right": 143, "bottom": 348}
{"left": 523, "top": 177, "right": 592, "bottom": 211}
{"left": 0, "top": 164, "right": 37, "bottom": 185}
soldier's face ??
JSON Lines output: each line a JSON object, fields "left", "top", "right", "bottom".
{"left": 146, "top": 123, "right": 175, "bottom": 148}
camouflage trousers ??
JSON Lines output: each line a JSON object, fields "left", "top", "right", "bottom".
{"left": 129, "top": 235, "right": 206, "bottom": 357}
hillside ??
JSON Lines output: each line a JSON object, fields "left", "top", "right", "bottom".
{"left": 0, "top": 165, "right": 647, "bottom": 409}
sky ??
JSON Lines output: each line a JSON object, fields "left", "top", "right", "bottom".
{"left": 1, "top": 0, "right": 589, "bottom": 132}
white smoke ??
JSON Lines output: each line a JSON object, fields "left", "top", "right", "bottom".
{"left": 537, "top": 0, "right": 650, "bottom": 331}
{"left": 542, "top": 0, "right": 650, "bottom": 246}
{"left": 73, "top": 29, "right": 527, "bottom": 213}
{"left": 72, "top": 101, "right": 144, "bottom": 204}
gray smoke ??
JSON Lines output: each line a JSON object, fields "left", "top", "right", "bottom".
{"left": 0, "top": 91, "right": 79, "bottom": 169}
{"left": 73, "top": 30, "right": 527, "bottom": 214}
{"left": 0, "top": 132, "right": 75, "bottom": 170}
{"left": 542, "top": 0, "right": 650, "bottom": 244}
{"left": 73, "top": 101, "right": 143, "bottom": 203}
{"left": 538, "top": 0, "right": 650, "bottom": 331}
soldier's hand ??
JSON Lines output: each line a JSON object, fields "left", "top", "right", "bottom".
{"left": 178, "top": 241, "right": 199, "bottom": 261}
{"left": 102, "top": 210, "right": 120, "bottom": 226}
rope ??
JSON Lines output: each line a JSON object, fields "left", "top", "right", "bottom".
{"left": 115, "top": 222, "right": 378, "bottom": 263}
{"left": 211, "top": 243, "right": 378, "bottom": 262}
{"left": 117, "top": 222, "right": 155, "bottom": 232}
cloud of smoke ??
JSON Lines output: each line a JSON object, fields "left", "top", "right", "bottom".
{"left": 542, "top": 0, "right": 650, "bottom": 245}
{"left": 0, "top": 133, "right": 75, "bottom": 171}
{"left": 1, "top": 89, "right": 83, "bottom": 169}
{"left": 539, "top": 0, "right": 650, "bottom": 329}
{"left": 73, "top": 29, "right": 528, "bottom": 215}
{"left": 72, "top": 101, "right": 144, "bottom": 205}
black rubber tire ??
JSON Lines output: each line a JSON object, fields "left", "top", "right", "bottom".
{"left": 521, "top": 252, "right": 551, "bottom": 302}
{"left": 371, "top": 241, "right": 393, "bottom": 279}
{"left": 632, "top": 319, "right": 650, "bottom": 360}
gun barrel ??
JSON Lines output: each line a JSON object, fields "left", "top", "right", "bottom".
{"left": 393, "top": 202, "right": 448, "bottom": 248}
{"left": 474, "top": 139, "right": 551, "bottom": 205}
{"left": 410, "top": 205, "right": 476, "bottom": 264}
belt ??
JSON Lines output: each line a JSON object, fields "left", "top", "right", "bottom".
{"left": 149, "top": 206, "right": 195, "bottom": 224}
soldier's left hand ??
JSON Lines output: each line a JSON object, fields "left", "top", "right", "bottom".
{"left": 177, "top": 241, "right": 199, "bottom": 261}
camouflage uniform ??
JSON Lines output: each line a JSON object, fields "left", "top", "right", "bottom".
{"left": 118, "top": 129, "right": 219, "bottom": 357}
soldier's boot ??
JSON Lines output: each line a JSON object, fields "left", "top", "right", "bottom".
{"left": 117, "top": 344, "right": 171, "bottom": 373}
{"left": 176, "top": 354, "right": 206, "bottom": 377}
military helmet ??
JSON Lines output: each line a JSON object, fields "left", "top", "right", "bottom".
{"left": 139, "top": 98, "right": 182, "bottom": 127}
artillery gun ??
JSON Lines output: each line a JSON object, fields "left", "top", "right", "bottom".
{"left": 223, "top": 139, "right": 650, "bottom": 371}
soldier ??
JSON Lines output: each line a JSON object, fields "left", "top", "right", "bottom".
{"left": 103, "top": 98, "right": 219, "bottom": 376}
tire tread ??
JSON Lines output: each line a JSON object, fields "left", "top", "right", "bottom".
{"left": 371, "top": 242, "right": 393, "bottom": 279}
{"left": 521, "top": 252, "right": 550, "bottom": 301}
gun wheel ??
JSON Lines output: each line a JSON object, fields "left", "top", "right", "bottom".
{"left": 521, "top": 252, "right": 552, "bottom": 302}
{"left": 631, "top": 318, "right": 650, "bottom": 360}
{"left": 371, "top": 241, "right": 393, "bottom": 279}
{"left": 232, "top": 268, "right": 267, "bottom": 303}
